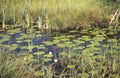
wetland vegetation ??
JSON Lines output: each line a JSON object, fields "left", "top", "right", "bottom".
{"left": 0, "top": 0, "right": 120, "bottom": 78}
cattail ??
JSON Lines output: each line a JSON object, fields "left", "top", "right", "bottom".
{"left": 37, "top": 16, "right": 42, "bottom": 29}
{"left": 2, "top": 8, "right": 6, "bottom": 30}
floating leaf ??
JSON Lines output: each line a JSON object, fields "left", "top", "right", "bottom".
{"left": 66, "top": 35, "right": 74, "bottom": 38}
{"left": 43, "top": 58, "right": 52, "bottom": 62}
{"left": 92, "top": 47, "right": 101, "bottom": 51}
{"left": 60, "top": 51, "right": 67, "bottom": 56}
{"left": 68, "top": 44, "right": 76, "bottom": 48}
{"left": 81, "top": 35, "right": 91, "bottom": 41}
{"left": 107, "top": 39, "right": 117, "bottom": 43}
{"left": 106, "top": 31, "right": 115, "bottom": 35}
{"left": 39, "top": 45, "right": 45, "bottom": 49}
{"left": 88, "top": 41, "right": 101, "bottom": 47}
{"left": 27, "top": 54, "right": 33, "bottom": 60}
{"left": 60, "top": 38, "right": 70, "bottom": 42}
{"left": 27, "top": 35, "right": 34, "bottom": 39}
{"left": 77, "top": 73, "right": 89, "bottom": 78}
{"left": 69, "top": 30, "right": 78, "bottom": 33}
{"left": 78, "top": 46, "right": 85, "bottom": 49}
{"left": 60, "top": 36, "right": 66, "bottom": 38}
{"left": 89, "top": 70, "right": 98, "bottom": 75}
{"left": 0, "top": 39, "right": 9, "bottom": 43}
{"left": 43, "top": 41, "right": 53, "bottom": 46}
{"left": 34, "top": 51, "right": 44, "bottom": 55}
{"left": 57, "top": 43, "right": 65, "bottom": 48}
{"left": 44, "top": 54, "right": 53, "bottom": 58}
{"left": 93, "top": 37, "right": 105, "bottom": 41}
{"left": 7, "top": 29, "right": 19, "bottom": 35}
{"left": 73, "top": 40, "right": 85, "bottom": 45}
{"left": 53, "top": 37, "right": 61, "bottom": 40}
{"left": 35, "top": 34, "right": 42, "bottom": 38}
{"left": 10, "top": 44, "right": 18, "bottom": 50}
{"left": 67, "top": 64, "right": 75, "bottom": 69}
{"left": 53, "top": 40, "right": 60, "bottom": 44}
{"left": 2, "top": 35, "right": 10, "bottom": 39}
{"left": 73, "top": 47, "right": 80, "bottom": 50}
{"left": 21, "top": 34, "right": 28, "bottom": 39}
{"left": 90, "top": 31, "right": 99, "bottom": 35}
{"left": 21, "top": 46, "right": 29, "bottom": 49}
{"left": 80, "top": 30, "right": 88, "bottom": 34}
{"left": 35, "top": 70, "right": 44, "bottom": 77}
{"left": 24, "top": 40, "right": 32, "bottom": 43}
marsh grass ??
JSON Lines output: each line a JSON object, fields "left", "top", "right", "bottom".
{"left": 0, "top": 1, "right": 119, "bottom": 77}
{"left": 0, "top": 50, "right": 35, "bottom": 78}
{"left": 0, "top": 0, "right": 109, "bottom": 30}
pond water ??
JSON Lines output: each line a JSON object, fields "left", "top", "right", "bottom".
{"left": 0, "top": 26, "right": 120, "bottom": 77}
{"left": 0, "top": 26, "right": 120, "bottom": 61}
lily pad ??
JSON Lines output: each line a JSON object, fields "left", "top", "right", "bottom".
{"left": 35, "top": 70, "right": 44, "bottom": 77}
{"left": 107, "top": 39, "right": 117, "bottom": 43}
{"left": 34, "top": 51, "right": 44, "bottom": 55}
{"left": 53, "top": 40, "right": 60, "bottom": 44}
{"left": 67, "top": 64, "right": 75, "bottom": 69}
{"left": 44, "top": 54, "right": 53, "bottom": 58}
{"left": 69, "top": 30, "right": 78, "bottom": 33}
{"left": 43, "top": 41, "right": 53, "bottom": 46}
{"left": 57, "top": 43, "right": 65, "bottom": 48}
{"left": 43, "top": 58, "right": 52, "bottom": 62}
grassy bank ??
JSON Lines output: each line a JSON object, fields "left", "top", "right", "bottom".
{"left": 0, "top": 0, "right": 116, "bottom": 30}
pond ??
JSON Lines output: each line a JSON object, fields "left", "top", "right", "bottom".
{"left": 0, "top": 26, "right": 120, "bottom": 78}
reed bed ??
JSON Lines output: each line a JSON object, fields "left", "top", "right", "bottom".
{"left": 0, "top": 0, "right": 110, "bottom": 30}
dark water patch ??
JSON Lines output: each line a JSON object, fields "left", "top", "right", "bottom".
{"left": 2, "top": 41, "right": 9, "bottom": 45}
{"left": 18, "top": 42, "right": 28, "bottom": 46}
{"left": 32, "top": 47, "right": 39, "bottom": 53}
{"left": 32, "top": 37, "right": 42, "bottom": 45}
{"left": 0, "top": 36, "right": 2, "bottom": 39}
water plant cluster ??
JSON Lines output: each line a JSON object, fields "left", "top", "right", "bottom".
{"left": 0, "top": 25, "right": 120, "bottom": 78}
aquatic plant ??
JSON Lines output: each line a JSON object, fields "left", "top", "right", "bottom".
{"left": 69, "top": 30, "right": 78, "bottom": 33}
{"left": 37, "top": 16, "right": 42, "bottom": 30}
{"left": 2, "top": 8, "right": 6, "bottom": 31}
{"left": 21, "top": 8, "right": 30, "bottom": 30}
{"left": 9, "top": 6, "right": 16, "bottom": 29}
{"left": 43, "top": 41, "right": 53, "bottom": 46}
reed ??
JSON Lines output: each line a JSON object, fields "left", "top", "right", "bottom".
{"left": 0, "top": 0, "right": 108, "bottom": 29}
{"left": 2, "top": 8, "right": 6, "bottom": 31}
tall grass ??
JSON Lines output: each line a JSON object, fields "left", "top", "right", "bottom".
{"left": 0, "top": 51, "right": 35, "bottom": 78}
{"left": 0, "top": 0, "right": 108, "bottom": 30}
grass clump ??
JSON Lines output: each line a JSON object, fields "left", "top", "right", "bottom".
{"left": 0, "top": 51, "right": 35, "bottom": 78}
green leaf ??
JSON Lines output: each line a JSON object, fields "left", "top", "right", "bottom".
{"left": 44, "top": 54, "right": 53, "bottom": 58}
{"left": 34, "top": 51, "right": 44, "bottom": 55}
{"left": 107, "top": 39, "right": 117, "bottom": 43}
{"left": 43, "top": 58, "right": 52, "bottom": 62}
{"left": 35, "top": 70, "right": 44, "bottom": 77}
{"left": 43, "top": 41, "right": 53, "bottom": 46}
{"left": 57, "top": 43, "right": 65, "bottom": 48}
{"left": 67, "top": 64, "right": 75, "bottom": 69}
